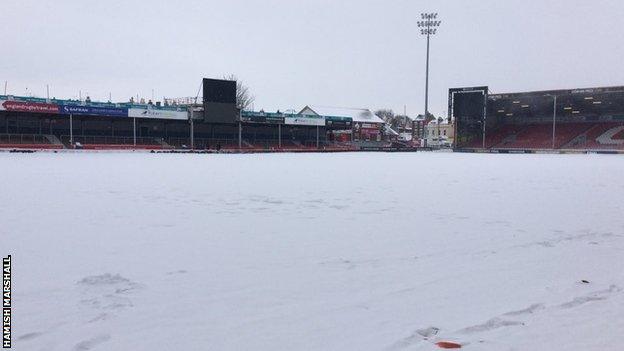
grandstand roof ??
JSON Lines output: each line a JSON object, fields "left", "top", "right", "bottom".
{"left": 488, "top": 85, "right": 624, "bottom": 99}
{"left": 300, "top": 106, "right": 385, "bottom": 124}
{"left": 485, "top": 85, "right": 624, "bottom": 120}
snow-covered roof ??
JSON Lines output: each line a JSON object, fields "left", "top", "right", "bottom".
{"left": 384, "top": 125, "right": 400, "bottom": 136}
{"left": 300, "top": 106, "right": 385, "bottom": 124}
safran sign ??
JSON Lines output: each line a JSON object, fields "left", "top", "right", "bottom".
{"left": 128, "top": 108, "right": 188, "bottom": 120}
{"left": 59, "top": 105, "right": 128, "bottom": 117}
{"left": 0, "top": 100, "right": 59, "bottom": 114}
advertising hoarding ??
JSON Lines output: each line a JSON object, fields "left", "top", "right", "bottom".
{"left": 284, "top": 116, "right": 325, "bottom": 126}
{"left": 0, "top": 100, "right": 59, "bottom": 114}
{"left": 128, "top": 108, "right": 188, "bottom": 120}
{"left": 59, "top": 104, "right": 127, "bottom": 117}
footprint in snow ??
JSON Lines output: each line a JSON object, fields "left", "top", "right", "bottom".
{"left": 458, "top": 317, "right": 523, "bottom": 334}
{"left": 73, "top": 334, "right": 111, "bottom": 351}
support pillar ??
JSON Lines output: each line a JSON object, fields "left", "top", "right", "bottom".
{"left": 238, "top": 122, "right": 242, "bottom": 150}
{"left": 69, "top": 114, "right": 73, "bottom": 147}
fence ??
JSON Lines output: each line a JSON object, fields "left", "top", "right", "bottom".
{"left": 0, "top": 134, "right": 49, "bottom": 144}
{"left": 59, "top": 135, "right": 161, "bottom": 146}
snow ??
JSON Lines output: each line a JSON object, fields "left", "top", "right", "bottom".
{"left": 2, "top": 152, "right": 624, "bottom": 351}
{"left": 301, "top": 105, "right": 385, "bottom": 124}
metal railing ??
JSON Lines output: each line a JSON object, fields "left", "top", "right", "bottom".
{"left": 164, "top": 137, "right": 325, "bottom": 149}
{"left": 166, "top": 138, "right": 245, "bottom": 149}
{"left": 60, "top": 135, "right": 158, "bottom": 145}
{"left": 0, "top": 134, "right": 49, "bottom": 144}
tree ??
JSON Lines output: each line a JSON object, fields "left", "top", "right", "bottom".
{"left": 223, "top": 74, "right": 255, "bottom": 110}
{"left": 374, "top": 109, "right": 395, "bottom": 123}
{"left": 392, "top": 115, "right": 412, "bottom": 130}
{"left": 417, "top": 112, "right": 436, "bottom": 123}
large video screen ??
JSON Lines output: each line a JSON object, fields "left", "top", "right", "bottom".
{"left": 203, "top": 78, "right": 236, "bottom": 104}
{"left": 454, "top": 92, "right": 485, "bottom": 119}
{"left": 449, "top": 87, "right": 488, "bottom": 148}
{"left": 203, "top": 78, "right": 238, "bottom": 123}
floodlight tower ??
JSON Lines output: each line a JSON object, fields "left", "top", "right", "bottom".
{"left": 417, "top": 13, "right": 441, "bottom": 145}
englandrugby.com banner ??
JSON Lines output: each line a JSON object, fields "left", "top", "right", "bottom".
{"left": 0, "top": 100, "right": 59, "bottom": 114}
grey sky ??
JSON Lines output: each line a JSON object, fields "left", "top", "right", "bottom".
{"left": 2, "top": 0, "right": 623, "bottom": 117}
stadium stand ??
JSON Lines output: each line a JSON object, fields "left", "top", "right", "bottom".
{"left": 465, "top": 124, "right": 524, "bottom": 148}
{"left": 0, "top": 91, "right": 404, "bottom": 152}
{"left": 566, "top": 123, "right": 624, "bottom": 150}
{"left": 60, "top": 136, "right": 164, "bottom": 150}
{"left": 0, "top": 133, "right": 62, "bottom": 149}
{"left": 497, "top": 123, "right": 595, "bottom": 149}
{"left": 462, "top": 122, "right": 624, "bottom": 151}
{"left": 453, "top": 86, "right": 624, "bottom": 151}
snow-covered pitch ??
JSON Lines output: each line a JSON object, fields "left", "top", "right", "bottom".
{"left": 3, "top": 152, "right": 624, "bottom": 350}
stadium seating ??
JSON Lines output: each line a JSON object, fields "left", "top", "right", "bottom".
{"left": 61, "top": 135, "right": 164, "bottom": 150}
{"left": 462, "top": 124, "right": 523, "bottom": 149}
{"left": 475, "top": 123, "right": 619, "bottom": 150}
{"left": 79, "top": 144, "right": 163, "bottom": 150}
{"left": 501, "top": 124, "right": 555, "bottom": 149}
{"left": 571, "top": 123, "right": 624, "bottom": 149}
{"left": 0, "top": 134, "right": 63, "bottom": 149}
{"left": 551, "top": 123, "right": 595, "bottom": 149}
{"left": 486, "top": 124, "right": 525, "bottom": 148}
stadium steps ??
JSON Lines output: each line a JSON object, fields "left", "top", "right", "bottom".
{"left": 491, "top": 125, "right": 528, "bottom": 149}
{"left": 563, "top": 133, "right": 587, "bottom": 149}
{"left": 154, "top": 138, "right": 172, "bottom": 148}
{"left": 494, "top": 134, "right": 517, "bottom": 148}
{"left": 563, "top": 123, "right": 617, "bottom": 149}
{"left": 44, "top": 134, "right": 65, "bottom": 148}
{"left": 596, "top": 126, "right": 624, "bottom": 146}
{"left": 559, "top": 124, "right": 596, "bottom": 149}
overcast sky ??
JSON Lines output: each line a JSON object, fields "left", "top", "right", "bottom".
{"left": 1, "top": 0, "right": 623, "bottom": 117}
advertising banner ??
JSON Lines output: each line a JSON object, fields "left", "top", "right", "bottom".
{"left": 59, "top": 104, "right": 128, "bottom": 117}
{"left": 326, "top": 116, "right": 353, "bottom": 129}
{"left": 241, "top": 114, "right": 285, "bottom": 124}
{"left": 284, "top": 116, "right": 325, "bottom": 126}
{"left": 0, "top": 100, "right": 59, "bottom": 114}
{"left": 128, "top": 108, "right": 188, "bottom": 120}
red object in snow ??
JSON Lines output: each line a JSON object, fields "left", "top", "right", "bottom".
{"left": 436, "top": 341, "right": 462, "bottom": 349}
